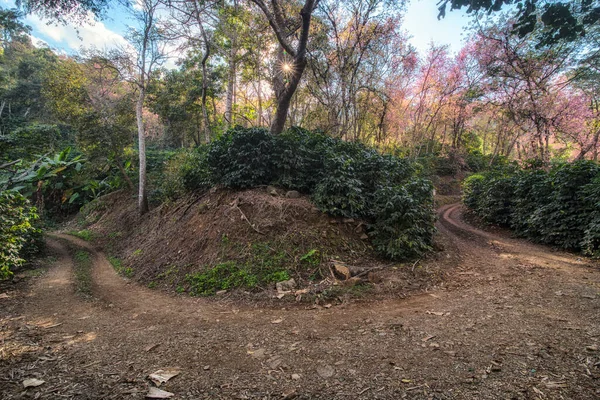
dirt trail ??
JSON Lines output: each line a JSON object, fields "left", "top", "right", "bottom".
{"left": 1, "top": 204, "right": 599, "bottom": 399}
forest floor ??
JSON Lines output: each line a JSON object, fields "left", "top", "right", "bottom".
{"left": 1, "top": 204, "right": 599, "bottom": 399}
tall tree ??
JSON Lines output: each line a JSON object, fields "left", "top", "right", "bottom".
{"left": 248, "top": 0, "right": 319, "bottom": 134}
{"left": 111, "top": 0, "right": 167, "bottom": 214}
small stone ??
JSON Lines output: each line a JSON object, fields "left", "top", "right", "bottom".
{"left": 291, "top": 373, "right": 301, "bottom": 380}
{"left": 267, "top": 186, "right": 279, "bottom": 196}
{"left": 203, "top": 365, "right": 210, "bottom": 370}
{"left": 285, "top": 190, "right": 301, "bottom": 199}
{"left": 360, "top": 234, "right": 369, "bottom": 240}
{"left": 276, "top": 279, "right": 296, "bottom": 293}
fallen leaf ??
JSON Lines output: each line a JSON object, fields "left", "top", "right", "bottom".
{"left": 544, "top": 381, "right": 567, "bottom": 389}
{"left": 291, "top": 373, "right": 301, "bottom": 380}
{"left": 148, "top": 369, "right": 180, "bottom": 386}
{"left": 23, "top": 378, "right": 45, "bottom": 388}
{"left": 0, "top": 293, "right": 9, "bottom": 299}
{"left": 271, "top": 319, "right": 283, "bottom": 324}
{"left": 586, "top": 345, "right": 598, "bottom": 352}
{"left": 425, "top": 311, "right": 444, "bottom": 316}
{"left": 248, "top": 348, "right": 266, "bottom": 359}
{"left": 145, "top": 343, "right": 160, "bottom": 352}
{"left": 281, "top": 389, "right": 297, "bottom": 399}
{"left": 146, "top": 387, "right": 174, "bottom": 399}
{"left": 422, "top": 335, "right": 436, "bottom": 342}
{"left": 267, "top": 356, "right": 283, "bottom": 369}
{"left": 316, "top": 365, "right": 335, "bottom": 378}
{"left": 41, "top": 322, "right": 62, "bottom": 329}
{"left": 401, "top": 379, "right": 412, "bottom": 383}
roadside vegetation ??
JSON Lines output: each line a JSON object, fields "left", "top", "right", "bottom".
{"left": 463, "top": 161, "right": 600, "bottom": 256}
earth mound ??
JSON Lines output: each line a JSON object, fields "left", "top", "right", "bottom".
{"left": 75, "top": 187, "right": 432, "bottom": 300}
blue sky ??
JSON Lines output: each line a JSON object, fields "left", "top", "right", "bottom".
{"left": 4, "top": 0, "right": 472, "bottom": 60}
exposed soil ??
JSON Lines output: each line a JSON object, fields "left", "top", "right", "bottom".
{"left": 77, "top": 188, "right": 385, "bottom": 296}
{"left": 1, "top": 203, "right": 600, "bottom": 399}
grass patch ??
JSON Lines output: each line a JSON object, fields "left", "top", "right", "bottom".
{"left": 108, "top": 256, "right": 134, "bottom": 278}
{"left": 185, "top": 240, "right": 331, "bottom": 296}
{"left": 72, "top": 249, "right": 93, "bottom": 298}
{"left": 186, "top": 261, "right": 290, "bottom": 296}
{"left": 68, "top": 229, "right": 93, "bottom": 242}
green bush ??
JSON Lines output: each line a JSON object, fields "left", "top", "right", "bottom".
{"left": 582, "top": 176, "right": 600, "bottom": 257}
{"left": 162, "top": 127, "right": 435, "bottom": 261}
{"left": 207, "top": 127, "right": 276, "bottom": 188}
{"left": 463, "top": 160, "right": 600, "bottom": 254}
{"left": 158, "top": 146, "right": 211, "bottom": 200}
{"left": 0, "top": 191, "right": 43, "bottom": 278}
{"left": 370, "top": 179, "right": 435, "bottom": 259}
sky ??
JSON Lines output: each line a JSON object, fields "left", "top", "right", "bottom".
{"left": 3, "top": 0, "right": 473, "bottom": 62}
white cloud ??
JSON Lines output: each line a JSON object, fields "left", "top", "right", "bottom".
{"left": 25, "top": 13, "right": 129, "bottom": 53}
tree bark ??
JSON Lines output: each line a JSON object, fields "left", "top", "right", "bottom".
{"left": 136, "top": 86, "right": 149, "bottom": 215}
{"left": 200, "top": 24, "right": 211, "bottom": 143}
{"left": 249, "top": 0, "right": 316, "bottom": 135}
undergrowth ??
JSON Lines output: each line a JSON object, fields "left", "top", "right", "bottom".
{"left": 186, "top": 242, "right": 294, "bottom": 296}
{"left": 160, "top": 127, "right": 435, "bottom": 261}
{"left": 463, "top": 160, "right": 600, "bottom": 256}
{"left": 71, "top": 248, "right": 93, "bottom": 298}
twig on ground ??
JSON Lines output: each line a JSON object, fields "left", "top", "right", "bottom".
{"left": 234, "top": 204, "right": 264, "bottom": 235}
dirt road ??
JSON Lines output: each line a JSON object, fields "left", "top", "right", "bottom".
{"left": 1, "top": 204, "right": 599, "bottom": 399}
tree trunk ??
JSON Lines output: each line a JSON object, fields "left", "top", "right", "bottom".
{"left": 115, "top": 155, "right": 134, "bottom": 191}
{"left": 136, "top": 86, "right": 149, "bottom": 215}
{"left": 200, "top": 28, "right": 211, "bottom": 143}
{"left": 271, "top": 58, "right": 307, "bottom": 135}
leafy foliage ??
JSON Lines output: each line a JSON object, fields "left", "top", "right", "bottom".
{"left": 207, "top": 127, "right": 276, "bottom": 188}
{"left": 0, "top": 191, "right": 42, "bottom": 278}
{"left": 165, "top": 127, "right": 435, "bottom": 261}
{"left": 463, "top": 160, "right": 600, "bottom": 255}
{"left": 1, "top": 147, "right": 104, "bottom": 216}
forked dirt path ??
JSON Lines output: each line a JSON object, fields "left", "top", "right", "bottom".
{"left": 1, "top": 204, "right": 599, "bottom": 399}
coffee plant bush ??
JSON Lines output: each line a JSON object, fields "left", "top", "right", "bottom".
{"left": 0, "top": 191, "right": 43, "bottom": 279}
{"left": 162, "top": 127, "right": 435, "bottom": 261}
{"left": 463, "top": 160, "right": 600, "bottom": 255}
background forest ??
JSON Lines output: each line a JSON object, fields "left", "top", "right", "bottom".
{"left": 1, "top": 0, "right": 600, "bottom": 278}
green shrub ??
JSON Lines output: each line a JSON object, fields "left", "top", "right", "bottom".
{"left": 462, "top": 174, "right": 485, "bottom": 210}
{"left": 158, "top": 146, "right": 211, "bottom": 200}
{"left": 369, "top": 179, "right": 435, "bottom": 259}
{"left": 0, "top": 191, "right": 42, "bottom": 278}
{"left": 477, "top": 174, "right": 515, "bottom": 226}
{"left": 582, "top": 176, "right": 600, "bottom": 257}
{"left": 272, "top": 127, "right": 331, "bottom": 192}
{"left": 463, "top": 160, "right": 600, "bottom": 254}
{"left": 207, "top": 127, "right": 276, "bottom": 188}
{"left": 161, "top": 127, "right": 435, "bottom": 261}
